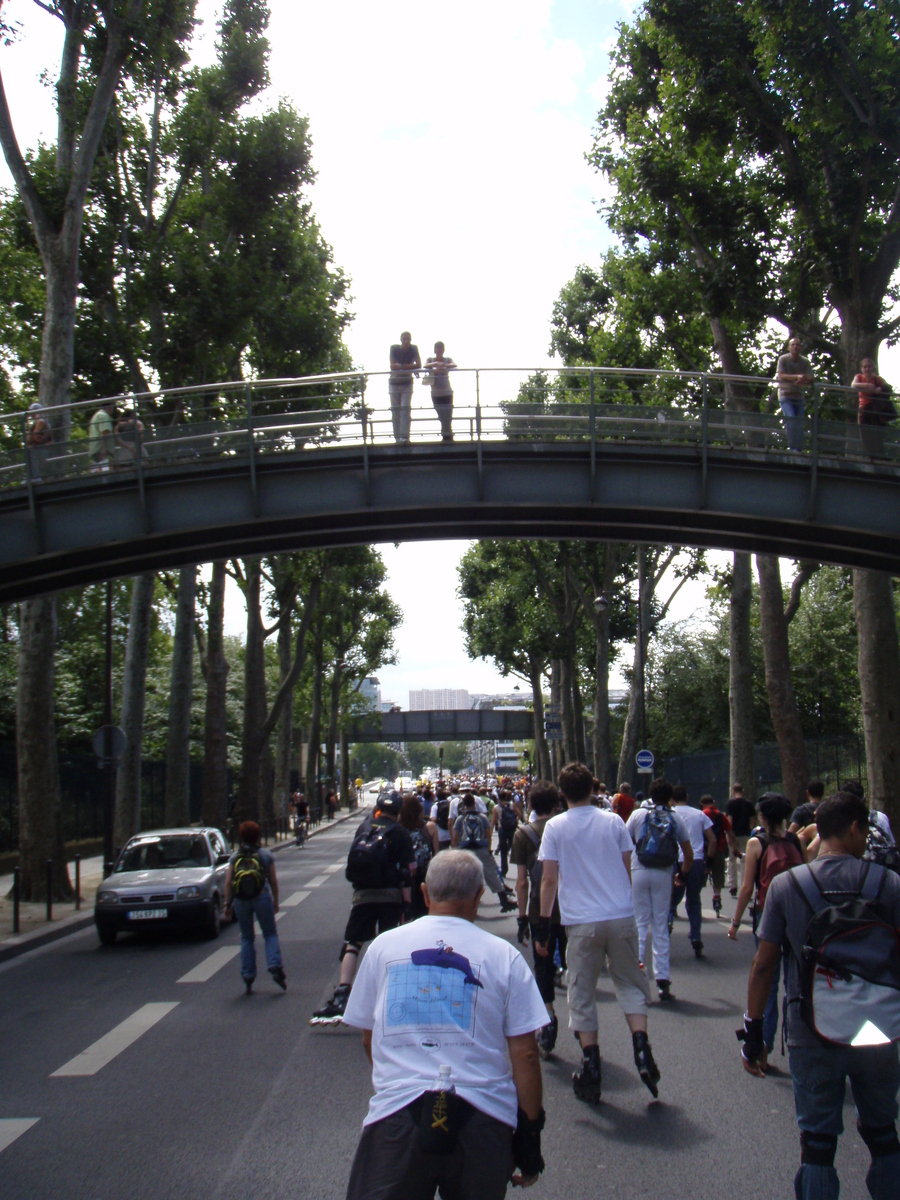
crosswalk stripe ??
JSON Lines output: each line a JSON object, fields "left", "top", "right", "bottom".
{"left": 177, "top": 946, "right": 240, "bottom": 984}
{"left": 0, "top": 1119, "right": 39, "bottom": 1154}
{"left": 304, "top": 875, "right": 329, "bottom": 887}
{"left": 281, "top": 891, "right": 311, "bottom": 907}
{"left": 51, "top": 1002, "right": 179, "bottom": 1077}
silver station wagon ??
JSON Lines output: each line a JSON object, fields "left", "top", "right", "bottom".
{"left": 94, "top": 827, "right": 231, "bottom": 945}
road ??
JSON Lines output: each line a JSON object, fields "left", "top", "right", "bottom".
{"left": 0, "top": 815, "right": 875, "bottom": 1199}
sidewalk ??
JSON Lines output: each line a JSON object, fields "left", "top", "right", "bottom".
{"left": 0, "top": 806, "right": 364, "bottom": 964}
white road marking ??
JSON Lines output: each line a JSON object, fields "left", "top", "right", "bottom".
{"left": 281, "top": 891, "right": 311, "bottom": 907}
{"left": 51, "top": 1002, "right": 179, "bottom": 1077}
{"left": 304, "top": 875, "right": 329, "bottom": 888}
{"left": 0, "top": 1119, "right": 39, "bottom": 1154}
{"left": 177, "top": 946, "right": 240, "bottom": 984}
{"left": 275, "top": 911, "right": 286, "bottom": 922}
{"left": 323, "top": 864, "right": 342, "bottom": 874}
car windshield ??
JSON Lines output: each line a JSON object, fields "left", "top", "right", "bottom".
{"left": 116, "top": 835, "right": 210, "bottom": 872}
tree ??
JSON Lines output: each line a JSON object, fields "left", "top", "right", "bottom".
{"left": 199, "top": 562, "right": 229, "bottom": 827}
{"left": 729, "top": 552, "right": 755, "bottom": 802}
{"left": 163, "top": 566, "right": 196, "bottom": 825}
{"left": 0, "top": 1, "right": 195, "bottom": 899}
{"left": 113, "top": 573, "right": 157, "bottom": 848}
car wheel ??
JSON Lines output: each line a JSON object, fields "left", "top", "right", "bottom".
{"left": 206, "top": 896, "right": 221, "bottom": 940}
{"left": 97, "top": 925, "right": 117, "bottom": 946}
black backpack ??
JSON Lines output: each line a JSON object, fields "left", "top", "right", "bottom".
{"left": 346, "top": 819, "right": 397, "bottom": 890}
{"left": 434, "top": 800, "right": 450, "bottom": 831}
{"left": 791, "top": 862, "right": 900, "bottom": 1046}
{"left": 232, "top": 847, "right": 267, "bottom": 899}
{"left": 499, "top": 804, "right": 518, "bottom": 835}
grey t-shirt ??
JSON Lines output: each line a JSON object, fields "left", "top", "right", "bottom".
{"left": 777, "top": 353, "right": 813, "bottom": 399}
{"left": 758, "top": 854, "right": 900, "bottom": 1047}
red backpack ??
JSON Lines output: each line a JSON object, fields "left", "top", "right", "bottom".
{"left": 756, "top": 831, "right": 804, "bottom": 912}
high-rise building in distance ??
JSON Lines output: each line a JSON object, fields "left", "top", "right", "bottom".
{"left": 408, "top": 689, "right": 470, "bottom": 711}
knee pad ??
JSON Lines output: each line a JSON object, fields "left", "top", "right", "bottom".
{"left": 799, "top": 1131, "right": 837, "bottom": 1168}
{"left": 339, "top": 942, "right": 361, "bottom": 963}
{"left": 858, "top": 1121, "right": 900, "bottom": 1158}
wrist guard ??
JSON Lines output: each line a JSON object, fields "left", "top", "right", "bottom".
{"left": 535, "top": 917, "right": 552, "bottom": 946}
{"left": 512, "top": 1107, "right": 545, "bottom": 1178}
{"left": 516, "top": 916, "right": 530, "bottom": 944}
{"left": 736, "top": 1013, "right": 765, "bottom": 1064}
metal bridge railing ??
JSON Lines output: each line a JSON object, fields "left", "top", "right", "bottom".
{"left": 0, "top": 366, "right": 896, "bottom": 495}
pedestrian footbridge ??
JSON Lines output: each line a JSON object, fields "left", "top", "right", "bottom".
{"left": 1, "top": 366, "right": 898, "bottom": 601}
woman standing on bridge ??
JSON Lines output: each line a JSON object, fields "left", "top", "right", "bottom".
{"left": 853, "top": 357, "right": 893, "bottom": 458}
{"left": 426, "top": 341, "right": 457, "bottom": 442}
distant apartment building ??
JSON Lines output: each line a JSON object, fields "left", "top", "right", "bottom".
{"left": 359, "top": 676, "right": 382, "bottom": 710}
{"left": 409, "top": 689, "right": 470, "bottom": 711}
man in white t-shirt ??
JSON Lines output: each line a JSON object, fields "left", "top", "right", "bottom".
{"left": 535, "top": 762, "right": 659, "bottom": 1105}
{"left": 668, "top": 785, "right": 717, "bottom": 958}
{"left": 343, "top": 850, "right": 548, "bottom": 1199}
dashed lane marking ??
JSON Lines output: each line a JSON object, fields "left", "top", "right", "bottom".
{"left": 323, "top": 864, "right": 343, "bottom": 874}
{"left": 177, "top": 946, "right": 240, "bottom": 984}
{"left": 281, "top": 891, "right": 311, "bottom": 907}
{"left": 51, "top": 1002, "right": 179, "bottom": 1077}
{"left": 0, "top": 1119, "right": 39, "bottom": 1154}
{"left": 275, "top": 912, "right": 286, "bottom": 922}
{"left": 304, "top": 875, "right": 329, "bottom": 888}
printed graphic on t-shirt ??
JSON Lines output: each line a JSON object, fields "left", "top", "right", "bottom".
{"left": 383, "top": 942, "right": 482, "bottom": 1036}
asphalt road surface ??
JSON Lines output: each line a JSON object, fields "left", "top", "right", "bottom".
{"left": 0, "top": 815, "right": 877, "bottom": 1199}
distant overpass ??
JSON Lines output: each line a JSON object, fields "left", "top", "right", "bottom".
{"left": 1, "top": 366, "right": 899, "bottom": 601}
{"left": 345, "top": 708, "right": 535, "bottom": 743}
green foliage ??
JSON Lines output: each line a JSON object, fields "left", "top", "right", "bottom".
{"left": 350, "top": 743, "right": 402, "bottom": 781}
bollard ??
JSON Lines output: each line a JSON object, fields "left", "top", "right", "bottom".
{"left": 75, "top": 853, "right": 81, "bottom": 911}
{"left": 46, "top": 859, "right": 53, "bottom": 922}
{"left": 12, "top": 865, "right": 19, "bottom": 935}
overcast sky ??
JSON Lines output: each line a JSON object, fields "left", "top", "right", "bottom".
{"left": 1, "top": 1, "right": 894, "bottom": 703}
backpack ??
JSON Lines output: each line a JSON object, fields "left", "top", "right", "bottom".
{"left": 864, "top": 814, "right": 900, "bottom": 874}
{"left": 434, "top": 800, "right": 450, "bottom": 831}
{"left": 635, "top": 807, "right": 679, "bottom": 869}
{"left": 520, "top": 824, "right": 544, "bottom": 911}
{"left": 346, "top": 819, "right": 396, "bottom": 889}
{"left": 755, "top": 831, "right": 804, "bottom": 916}
{"left": 459, "top": 812, "right": 486, "bottom": 850}
{"left": 707, "top": 809, "right": 726, "bottom": 854}
{"left": 791, "top": 862, "right": 900, "bottom": 1046}
{"left": 232, "top": 847, "right": 267, "bottom": 899}
{"left": 499, "top": 804, "right": 518, "bottom": 835}
{"left": 410, "top": 828, "right": 433, "bottom": 879}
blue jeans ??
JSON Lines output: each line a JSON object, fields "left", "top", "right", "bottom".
{"left": 780, "top": 398, "right": 805, "bottom": 451}
{"left": 754, "top": 934, "right": 783, "bottom": 1050}
{"left": 789, "top": 1042, "right": 900, "bottom": 1200}
{"left": 669, "top": 859, "right": 706, "bottom": 941}
{"left": 233, "top": 891, "right": 282, "bottom": 981}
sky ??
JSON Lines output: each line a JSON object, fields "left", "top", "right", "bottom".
{"left": 0, "top": 1, "right": 895, "bottom": 703}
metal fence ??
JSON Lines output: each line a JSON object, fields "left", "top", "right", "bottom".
{"left": 0, "top": 751, "right": 231, "bottom": 853}
{"left": 663, "top": 736, "right": 867, "bottom": 805}
{"left": 2, "top": 366, "right": 897, "bottom": 496}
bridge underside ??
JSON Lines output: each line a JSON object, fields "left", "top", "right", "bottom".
{"left": 0, "top": 441, "right": 897, "bottom": 601}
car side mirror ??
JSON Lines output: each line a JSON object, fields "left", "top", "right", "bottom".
{"left": 216, "top": 854, "right": 230, "bottom": 866}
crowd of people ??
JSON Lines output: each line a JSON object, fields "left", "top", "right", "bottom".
{"left": 244, "top": 763, "right": 896, "bottom": 1200}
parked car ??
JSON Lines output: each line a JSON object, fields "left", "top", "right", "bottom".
{"left": 94, "top": 827, "right": 231, "bottom": 946}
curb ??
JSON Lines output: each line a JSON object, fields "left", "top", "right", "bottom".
{"left": 0, "top": 911, "right": 96, "bottom": 965}
{"left": 0, "top": 807, "right": 367, "bottom": 965}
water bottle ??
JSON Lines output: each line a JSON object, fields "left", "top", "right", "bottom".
{"left": 431, "top": 1064, "right": 455, "bottom": 1095}
{"left": 419, "top": 1064, "right": 458, "bottom": 1154}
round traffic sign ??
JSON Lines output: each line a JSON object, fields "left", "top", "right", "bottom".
{"left": 635, "top": 749, "right": 655, "bottom": 770}
{"left": 92, "top": 724, "right": 126, "bottom": 763}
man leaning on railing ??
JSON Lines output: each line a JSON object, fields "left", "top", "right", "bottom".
{"left": 775, "top": 338, "right": 814, "bottom": 452}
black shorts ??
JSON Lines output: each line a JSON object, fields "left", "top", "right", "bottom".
{"left": 344, "top": 902, "right": 402, "bottom": 946}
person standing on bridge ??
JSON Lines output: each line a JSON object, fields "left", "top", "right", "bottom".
{"left": 389, "top": 331, "right": 421, "bottom": 444}
{"left": 426, "top": 341, "right": 457, "bottom": 442}
{"left": 776, "top": 336, "right": 815, "bottom": 452}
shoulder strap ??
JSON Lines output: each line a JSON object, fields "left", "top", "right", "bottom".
{"left": 521, "top": 823, "right": 541, "bottom": 849}
{"left": 790, "top": 863, "right": 827, "bottom": 913}
{"left": 860, "top": 861, "right": 885, "bottom": 903}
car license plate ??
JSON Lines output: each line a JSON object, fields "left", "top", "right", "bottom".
{"left": 126, "top": 908, "right": 168, "bottom": 920}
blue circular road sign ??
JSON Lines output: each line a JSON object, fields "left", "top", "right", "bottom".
{"left": 635, "top": 749, "right": 655, "bottom": 770}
